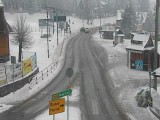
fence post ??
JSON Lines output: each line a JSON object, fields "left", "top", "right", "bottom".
{"left": 42, "top": 71, "right": 43, "bottom": 80}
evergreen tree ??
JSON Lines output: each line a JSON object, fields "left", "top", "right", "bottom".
{"left": 143, "top": 11, "right": 155, "bottom": 32}
{"left": 121, "top": 1, "right": 136, "bottom": 36}
{"left": 138, "top": 0, "right": 150, "bottom": 12}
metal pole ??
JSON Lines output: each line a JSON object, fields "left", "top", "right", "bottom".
{"left": 67, "top": 78, "right": 70, "bottom": 120}
{"left": 47, "top": 9, "right": 50, "bottom": 58}
{"left": 53, "top": 115, "right": 55, "bottom": 120}
{"left": 4, "top": 65, "right": 8, "bottom": 84}
{"left": 153, "top": 0, "right": 159, "bottom": 90}
{"left": 148, "top": 64, "right": 151, "bottom": 95}
{"left": 56, "top": 11, "right": 59, "bottom": 45}
{"left": 12, "top": 63, "right": 15, "bottom": 93}
{"left": 53, "top": 20, "right": 54, "bottom": 34}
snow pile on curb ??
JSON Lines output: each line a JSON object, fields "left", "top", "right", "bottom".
{"left": 0, "top": 104, "right": 13, "bottom": 113}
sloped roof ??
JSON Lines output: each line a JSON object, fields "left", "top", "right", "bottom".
{"left": 132, "top": 33, "right": 150, "bottom": 42}
{"left": 152, "top": 67, "right": 160, "bottom": 77}
{"left": 126, "top": 33, "right": 154, "bottom": 51}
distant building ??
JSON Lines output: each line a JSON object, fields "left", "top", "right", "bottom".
{"left": 113, "top": 29, "right": 125, "bottom": 46}
{"left": 126, "top": 33, "right": 154, "bottom": 71}
{"left": 99, "top": 24, "right": 115, "bottom": 39}
{"left": 0, "top": 0, "right": 12, "bottom": 63}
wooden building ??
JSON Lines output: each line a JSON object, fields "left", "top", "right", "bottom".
{"left": 126, "top": 33, "right": 154, "bottom": 71}
{"left": 0, "top": 0, "right": 11, "bottom": 63}
{"left": 99, "top": 24, "right": 115, "bottom": 39}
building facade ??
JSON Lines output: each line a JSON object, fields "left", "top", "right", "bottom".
{"left": 0, "top": 0, "right": 11, "bottom": 63}
{"left": 126, "top": 33, "right": 154, "bottom": 71}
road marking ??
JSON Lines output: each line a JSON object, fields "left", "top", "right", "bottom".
{"left": 12, "top": 107, "right": 21, "bottom": 113}
{"left": 126, "top": 113, "right": 138, "bottom": 120}
{"left": 41, "top": 91, "right": 47, "bottom": 94}
{"left": 104, "top": 99, "right": 118, "bottom": 115}
{"left": 33, "top": 106, "right": 45, "bottom": 113}
{"left": 91, "top": 99, "right": 99, "bottom": 115}
{"left": 12, "top": 99, "right": 36, "bottom": 113}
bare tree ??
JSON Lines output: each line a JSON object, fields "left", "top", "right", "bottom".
{"left": 11, "top": 15, "right": 34, "bottom": 62}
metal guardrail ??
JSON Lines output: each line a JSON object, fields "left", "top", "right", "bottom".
{"left": 28, "top": 58, "right": 63, "bottom": 90}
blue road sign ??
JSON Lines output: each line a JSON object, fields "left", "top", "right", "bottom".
{"left": 135, "top": 60, "right": 143, "bottom": 70}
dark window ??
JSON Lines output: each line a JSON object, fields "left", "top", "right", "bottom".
{"left": 0, "top": 9, "right": 5, "bottom": 32}
{"left": 131, "top": 40, "right": 143, "bottom": 45}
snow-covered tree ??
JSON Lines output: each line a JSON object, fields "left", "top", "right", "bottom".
{"left": 11, "top": 16, "right": 34, "bottom": 62}
{"left": 121, "top": 1, "right": 136, "bottom": 37}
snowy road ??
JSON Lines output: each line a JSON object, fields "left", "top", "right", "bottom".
{"left": 78, "top": 29, "right": 127, "bottom": 120}
{"left": 0, "top": 28, "right": 127, "bottom": 120}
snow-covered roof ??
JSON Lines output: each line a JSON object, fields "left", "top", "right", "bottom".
{"left": 126, "top": 33, "right": 154, "bottom": 51}
{"left": 152, "top": 67, "right": 160, "bottom": 77}
{"left": 117, "top": 34, "right": 125, "bottom": 37}
{"left": 101, "top": 25, "right": 115, "bottom": 31}
{"left": 132, "top": 33, "right": 150, "bottom": 42}
{"left": 126, "top": 45, "right": 154, "bottom": 52}
{"left": 0, "top": 0, "right": 4, "bottom": 8}
{"left": 116, "top": 10, "right": 124, "bottom": 21}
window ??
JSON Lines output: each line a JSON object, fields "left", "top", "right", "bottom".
{"left": 131, "top": 40, "right": 143, "bottom": 46}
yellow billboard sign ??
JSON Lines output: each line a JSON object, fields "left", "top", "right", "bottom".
{"left": 22, "top": 58, "right": 32, "bottom": 76}
{"left": 49, "top": 98, "right": 65, "bottom": 115}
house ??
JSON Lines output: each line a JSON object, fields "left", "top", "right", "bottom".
{"left": 126, "top": 33, "right": 154, "bottom": 71}
{"left": 0, "top": 0, "right": 11, "bottom": 63}
{"left": 113, "top": 29, "right": 125, "bottom": 45}
{"left": 99, "top": 24, "right": 115, "bottom": 39}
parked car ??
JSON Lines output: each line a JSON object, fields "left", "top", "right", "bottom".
{"left": 80, "top": 27, "right": 85, "bottom": 32}
{"left": 84, "top": 28, "right": 89, "bottom": 33}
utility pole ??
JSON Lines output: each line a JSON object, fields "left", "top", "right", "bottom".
{"left": 153, "top": 0, "right": 159, "bottom": 90}
{"left": 47, "top": 9, "right": 50, "bottom": 58}
{"left": 56, "top": 10, "right": 59, "bottom": 45}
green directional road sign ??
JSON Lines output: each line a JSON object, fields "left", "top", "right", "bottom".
{"left": 52, "top": 89, "right": 72, "bottom": 100}
{"left": 52, "top": 16, "right": 66, "bottom": 21}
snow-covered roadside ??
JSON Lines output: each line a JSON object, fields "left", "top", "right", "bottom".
{"left": 93, "top": 32, "right": 159, "bottom": 120}
{"left": 34, "top": 86, "right": 80, "bottom": 120}
{"left": 0, "top": 12, "right": 116, "bottom": 118}
{"left": 0, "top": 13, "right": 77, "bottom": 112}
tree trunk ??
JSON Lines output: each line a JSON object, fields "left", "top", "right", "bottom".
{"left": 18, "top": 41, "right": 22, "bottom": 62}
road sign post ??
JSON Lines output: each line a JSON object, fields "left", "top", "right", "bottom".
{"left": 11, "top": 56, "right": 16, "bottom": 93}
{"left": 52, "top": 89, "right": 72, "bottom": 100}
{"left": 66, "top": 68, "right": 74, "bottom": 120}
{"left": 53, "top": 115, "right": 55, "bottom": 120}
{"left": 49, "top": 98, "right": 65, "bottom": 115}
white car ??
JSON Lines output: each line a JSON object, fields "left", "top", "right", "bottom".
{"left": 84, "top": 28, "right": 89, "bottom": 33}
